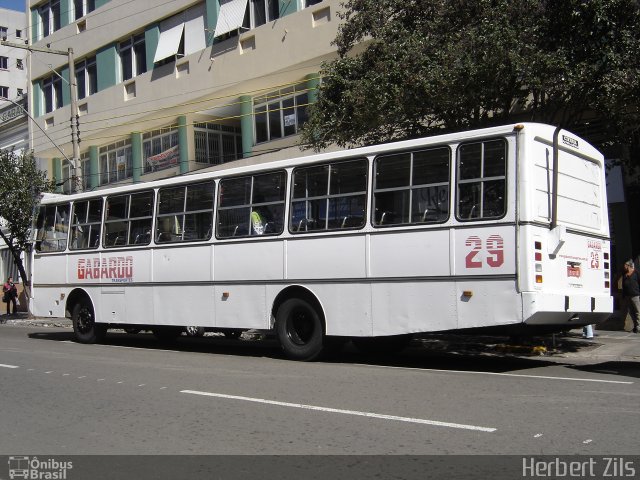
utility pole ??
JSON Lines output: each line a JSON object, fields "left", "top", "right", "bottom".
{"left": 1, "top": 40, "right": 83, "bottom": 192}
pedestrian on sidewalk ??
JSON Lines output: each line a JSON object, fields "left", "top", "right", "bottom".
{"left": 621, "top": 259, "right": 640, "bottom": 334}
{"left": 2, "top": 276, "right": 17, "bottom": 317}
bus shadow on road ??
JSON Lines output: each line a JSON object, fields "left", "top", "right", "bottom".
{"left": 26, "top": 329, "right": 582, "bottom": 375}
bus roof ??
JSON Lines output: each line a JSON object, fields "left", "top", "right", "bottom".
{"left": 41, "top": 123, "right": 596, "bottom": 203}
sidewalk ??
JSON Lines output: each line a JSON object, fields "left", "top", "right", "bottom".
{"left": 2, "top": 313, "right": 640, "bottom": 363}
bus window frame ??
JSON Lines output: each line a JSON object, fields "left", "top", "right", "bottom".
{"left": 289, "top": 158, "right": 368, "bottom": 234}
{"left": 215, "top": 169, "right": 287, "bottom": 240}
{"left": 455, "top": 137, "right": 508, "bottom": 222}
{"left": 155, "top": 180, "right": 216, "bottom": 244}
{"left": 103, "top": 190, "right": 154, "bottom": 248}
{"left": 69, "top": 197, "right": 104, "bottom": 250}
{"left": 371, "top": 146, "right": 452, "bottom": 228}
{"left": 34, "top": 202, "right": 71, "bottom": 253}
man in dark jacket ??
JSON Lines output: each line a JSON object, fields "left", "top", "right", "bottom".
{"left": 621, "top": 259, "right": 640, "bottom": 333}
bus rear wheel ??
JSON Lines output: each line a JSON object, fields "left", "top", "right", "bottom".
{"left": 276, "top": 298, "right": 325, "bottom": 361}
{"left": 72, "top": 300, "right": 106, "bottom": 344}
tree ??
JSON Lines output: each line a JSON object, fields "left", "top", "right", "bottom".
{"left": 301, "top": 0, "right": 640, "bottom": 160}
{"left": 0, "top": 149, "right": 55, "bottom": 288}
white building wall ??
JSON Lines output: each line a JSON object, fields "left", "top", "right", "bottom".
{"left": 27, "top": 0, "right": 343, "bottom": 186}
{"left": 0, "top": 8, "right": 28, "bottom": 106}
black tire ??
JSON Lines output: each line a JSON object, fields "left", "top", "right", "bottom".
{"left": 72, "top": 299, "right": 106, "bottom": 344}
{"left": 185, "top": 326, "right": 205, "bottom": 337}
{"left": 352, "top": 334, "right": 413, "bottom": 356}
{"left": 276, "top": 297, "right": 325, "bottom": 361}
{"left": 153, "top": 326, "right": 183, "bottom": 342}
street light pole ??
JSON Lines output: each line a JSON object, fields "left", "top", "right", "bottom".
{"left": 1, "top": 40, "right": 83, "bottom": 192}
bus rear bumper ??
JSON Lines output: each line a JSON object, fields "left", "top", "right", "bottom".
{"left": 522, "top": 292, "right": 613, "bottom": 326}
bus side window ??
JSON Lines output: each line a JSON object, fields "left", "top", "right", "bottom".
{"left": 373, "top": 147, "right": 450, "bottom": 227}
{"left": 217, "top": 172, "right": 285, "bottom": 239}
{"left": 456, "top": 139, "right": 506, "bottom": 220}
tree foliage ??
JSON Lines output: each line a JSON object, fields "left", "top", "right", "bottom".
{"left": 0, "top": 149, "right": 55, "bottom": 285}
{"left": 301, "top": 0, "right": 640, "bottom": 157}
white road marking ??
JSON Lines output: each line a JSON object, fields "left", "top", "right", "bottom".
{"left": 138, "top": 384, "right": 146, "bottom": 387}
{"left": 44, "top": 371, "right": 52, "bottom": 374}
{"left": 356, "top": 364, "right": 634, "bottom": 385}
{"left": 583, "top": 439, "right": 593, "bottom": 444}
{"left": 77, "top": 376, "right": 86, "bottom": 379}
{"left": 0, "top": 363, "right": 19, "bottom": 369}
{"left": 534, "top": 433, "right": 543, "bottom": 438}
{"left": 181, "top": 390, "right": 496, "bottom": 432}
{"left": 62, "top": 373, "right": 70, "bottom": 376}
{"left": 159, "top": 387, "right": 167, "bottom": 390}
{"left": 117, "top": 381, "right": 124, "bottom": 384}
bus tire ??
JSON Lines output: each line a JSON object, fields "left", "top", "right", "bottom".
{"left": 72, "top": 300, "right": 106, "bottom": 344}
{"left": 352, "top": 334, "right": 413, "bottom": 356}
{"left": 276, "top": 297, "right": 325, "bottom": 361}
{"left": 185, "top": 326, "right": 205, "bottom": 337}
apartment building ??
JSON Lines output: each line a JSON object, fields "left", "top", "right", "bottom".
{"left": 0, "top": 7, "right": 29, "bottom": 152}
{"left": 27, "top": 0, "right": 339, "bottom": 193}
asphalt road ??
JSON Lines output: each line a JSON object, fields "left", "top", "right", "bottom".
{"left": 0, "top": 325, "right": 639, "bottom": 456}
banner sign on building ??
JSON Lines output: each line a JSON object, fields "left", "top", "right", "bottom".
{"left": 146, "top": 145, "right": 179, "bottom": 171}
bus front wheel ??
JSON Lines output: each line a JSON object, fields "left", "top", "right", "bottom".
{"left": 276, "top": 298, "right": 324, "bottom": 361}
{"left": 72, "top": 300, "right": 106, "bottom": 344}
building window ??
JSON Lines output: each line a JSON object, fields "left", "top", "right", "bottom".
{"left": 80, "top": 151, "right": 90, "bottom": 190}
{"left": 16, "top": 29, "right": 22, "bottom": 38}
{"left": 143, "top": 126, "right": 179, "bottom": 173}
{"left": 99, "top": 139, "right": 132, "bottom": 185}
{"left": 305, "top": 0, "right": 323, "bottom": 6}
{"left": 0, "top": 86, "right": 8, "bottom": 99}
{"left": 119, "top": 33, "right": 146, "bottom": 82}
{"left": 74, "top": 0, "right": 95, "bottom": 20}
{"left": 0, "top": 27, "right": 7, "bottom": 40}
{"left": 194, "top": 123, "right": 242, "bottom": 165}
{"left": 76, "top": 56, "right": 97, "bottom": 100}
{"left": 42, "top": 75, "right": 63, "bottom": 113}
{"left": 16, "top": 59, "right": 23, "bottom": 70}
{"left": 39, "top": 1, "right": 61, "bottom": 39}
{"left": 249, "top": 0, "right": 279, "bottom": 29}
{"left": 17, "top": 88, "right": 23, "bottom": 96}
{"left": 0, "top": 57, "right": 7, "bottom": 70}
{"left": 254, "top": 82, "right": 310, "bottom": 144}
{"left": 214, "top": 0, "right": 279, "bottom": 40}
{"left": 456, "top": 139, "right": 507, "bottom": 220}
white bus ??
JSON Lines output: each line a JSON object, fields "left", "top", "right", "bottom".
{"left": 29, "top": 123, "right": 612, "bottom": 360}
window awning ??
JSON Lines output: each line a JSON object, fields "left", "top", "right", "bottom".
{"left": 214, "top": 0, "right": 248, "bottom": 38}
{"left": 184, "top": 2, "right": 206, "bottom": 55}
{"left": 153, "top": 14, "right": 185, "bottom": 63}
